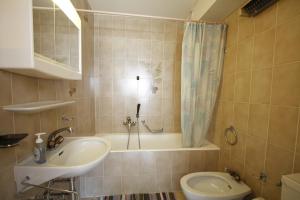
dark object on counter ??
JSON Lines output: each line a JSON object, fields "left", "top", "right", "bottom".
{"left": 0, "top": 133, "right": 28, "bottom": 148}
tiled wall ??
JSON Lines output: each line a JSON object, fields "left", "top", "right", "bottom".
{"left": 80, "top": 150, "right": 219, "bottom": 198}
{"left": 93, "top": 15, "right": 183, "bottom": 133}
{"left": 0, "top": 2, "right": 94, "bottom": 199}
{"left": 209, "top": 0, "right": 300, "bottom": 199}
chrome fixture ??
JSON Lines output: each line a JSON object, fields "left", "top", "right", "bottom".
{"left": 136, "top": 103, "right": 141, "bottom": 149}
{"left": 123, "top": 116, "right": 136, "bottom": 149}
{"left": 47, "top": 127, "right": 73, "bottom": 150}
{"left": 141, "top": 120, "right": 163, "bottom": 133}
{"left": 61, "top": 115, "right": 74, "bottom": 123}
{"left": 225, "top": 168, "right": 241, "bottom": 182}
{"left": 257, "top": 172, "right": 267, "bottom": 183}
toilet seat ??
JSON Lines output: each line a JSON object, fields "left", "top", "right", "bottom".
{"left": 180, "top": 172, "right": 251, "bottom": 200}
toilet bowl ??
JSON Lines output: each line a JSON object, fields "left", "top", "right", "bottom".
{"left": 180, "top": 172, "right": 251, "bottom": 200}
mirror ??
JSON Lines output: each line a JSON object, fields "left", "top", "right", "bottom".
{"left": 32, "top": 0, "right": 81, "bottom": 72}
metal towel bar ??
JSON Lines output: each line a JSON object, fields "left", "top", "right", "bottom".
{"left": 141, "top": 120, "right": 163, "bottom": 133}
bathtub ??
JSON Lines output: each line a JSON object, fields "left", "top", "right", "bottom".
{"left": 80, "top": 133, "right": 220, "bottom": 197}
{"left": 95, "top": 132, "right": 219, "bottom": 152}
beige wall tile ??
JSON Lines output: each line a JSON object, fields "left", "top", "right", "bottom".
{"left": 139, "top": 174, "right": 157, "bottom": 193}
{"left": 156, "top": 172, "right": 172, "bottom": 192}
{"left": 38, "top": 79, "right": 56, "bottom": 101}
{"left": 234, "top": 72, "right": 251, "bottom": 102}
{"left": 122, "top": 175, "right": 141, "bottom": 194}
{"left": 253, "top": 28, "right": 275, "bottom": 69}
{"left": 229, "top": 158, "right": 245, "bottom": 177}
{"left": 222, "top": 101, "right": 234, "bottom": 129}
{"left": 236, "top": 37, "right": 253, "bottom": 71}
{"left": 189, "top": 151, "right": 205, "bottom": 172}
{"left": 204, "top": 151, "right": 219, "bottom": 171}
{"left": 245, "top": 135, "right": 267, "bottom": 172}
{"left": 234, "top": 103, "right": 249, "bottom": 133}
{"left": 223, "top": 45, "right": 236, "bottom": 74}
{"left": 248, "top": 104, "right": 269, "bottom": 139}
{"left": 275, "top": 16, "right": 300, "bottom": 64}
{"left": 225, "top": 11, "right": 238, "bottom": 48}
{"left": 254, "top": 5, "right": 276, "bottom": 34}
{"left": 265, "top": 144, "right": 293, "bottom": 182}
{"left": 0, "top": 110, "right": 14, "bottom": 133}
{"left": 269, "top": 106, "right": 299, "bottom": 151}
{"left": 40, "top": 110, "right": 58, "bottom": 133}
{"left": 272, "top": 62, "right": 300, "bottom": 107}
{"left": 294, "top": 153, "right": 300, "bottom": 172}
{"left": 104, "top": 153, "right": 122, "bottom": 176}
{"left": 103, "top": 176, "right": 122, "bottom": 195}
{"left": 244, "top": 167, "right": 262, "bottom": 196}
{"left": 0, "top": 70, "right": 12, "bottom": 106}
{"left": 262, "top": 178, "right": 281, "bottom": 200}
{"left": 221, "top": 73, "right": 235, "bottom": 101}
{"left": 12, "top": 74, "right": 38, "bottom": 104}
{"left": 122, "top": 152, "right": 140, "bottom": 176}
{"left": 231, "top": 133, "right": 246, "bottom": 161}
{"left": 238, "top": 16, "right": 254, "bottom": 41}
{"left": 250, "top": 68, "right": 272, "bottom": 104}
{"left": 214, "top": 4, "right": 300, "bottom": 200}
{"left": 277, "top": 0, "right": 300, "bottom": 25}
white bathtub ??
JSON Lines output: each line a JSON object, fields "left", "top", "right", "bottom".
{"left": 95, "top": 133, "right": 219, "bottom": 152}
{"left": 81, "top": 133, "right": 220, "bottom": 197}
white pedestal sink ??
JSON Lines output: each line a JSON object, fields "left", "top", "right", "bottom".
{"left": 14, "top": 137, "right": 111, "bottom": 192}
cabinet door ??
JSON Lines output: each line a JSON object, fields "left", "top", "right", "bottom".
{"left": 32, "top": 0, "right": 81, "bottom": 73}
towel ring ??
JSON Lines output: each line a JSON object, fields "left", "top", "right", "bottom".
{"left": 224, "top": 126, "right": 238, "bottom": 145}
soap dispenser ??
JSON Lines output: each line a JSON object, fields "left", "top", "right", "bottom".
{"left": 34, "top": 133, "right": 47, "bottom": 164}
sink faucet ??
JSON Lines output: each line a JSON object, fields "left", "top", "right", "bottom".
{"left": 47, "top": 127, "right": 73, "bottom": 150}
{"left": 225, "top": 168, "right": 241, "bottom": 182}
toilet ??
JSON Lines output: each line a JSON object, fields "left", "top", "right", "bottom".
{"left": 281, "top": 173, "right": 300, "bottom": 200}
{"left": 180, "top": 172, "right": 251, "bottom": 200}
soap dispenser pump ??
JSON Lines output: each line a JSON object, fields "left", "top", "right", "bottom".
{"left": 34, "top": 133, "right": 47, "bottom": 164}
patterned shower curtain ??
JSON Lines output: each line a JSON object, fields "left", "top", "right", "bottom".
{"left": 181, "top": 22, "right": 227, "bottom": 147}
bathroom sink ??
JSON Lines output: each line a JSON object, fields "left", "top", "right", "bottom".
{"left": 14, "top": 137, "right": 111, "bottom": 192}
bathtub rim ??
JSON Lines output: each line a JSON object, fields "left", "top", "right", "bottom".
{"left": 94, "top": 132, "right": 220, "bottom": 152}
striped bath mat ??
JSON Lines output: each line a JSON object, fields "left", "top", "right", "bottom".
{"left": 99, "top": 192, "right": 177, "bottom": 200}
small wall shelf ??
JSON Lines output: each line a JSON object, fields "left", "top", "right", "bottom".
{"left": 3, "top": 100, "right": 75, "bottom": 113}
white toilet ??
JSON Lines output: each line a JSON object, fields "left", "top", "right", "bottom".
{"left": 281, "top": 173, "right": 300, "bottom": 200}
{"left": 180, "top": 172, "right": 251, "bottom": 200}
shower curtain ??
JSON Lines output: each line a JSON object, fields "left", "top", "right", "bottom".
{"left": 181, "top": 22, "right": 227, "bottom": 147}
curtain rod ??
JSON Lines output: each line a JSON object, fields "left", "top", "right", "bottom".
{"left": 76, "top": 8, "right": 226, "bottom": 24}
{"left": 33, "top": 6, "right": 226, "bottom": 25}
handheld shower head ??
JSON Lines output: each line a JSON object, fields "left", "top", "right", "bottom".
{"left": 136, "top": 103, "right": 141, "bottom": 118}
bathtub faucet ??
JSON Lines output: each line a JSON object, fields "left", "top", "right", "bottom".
{"left": 123, "top": 116, "right": 136, "bottom": 149}
{"left": 123, "top": 116, "right": 136, "bottom": 131}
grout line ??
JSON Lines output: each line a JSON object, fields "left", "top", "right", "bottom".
{"left": 243, "top": 16, "right": 255, "bottom": 179}
{"left": 261, "top": 2, "right": 278, "bottom": 195}
{"left": 292, "top": 108, "right": 300, "bottom": 172}
{"left": 229, "top": 12, "right": 239, "bottom": 169}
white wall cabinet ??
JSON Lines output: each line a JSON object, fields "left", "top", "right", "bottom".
{"left": 0, "top": 0, "right": 82, "bottom": 80}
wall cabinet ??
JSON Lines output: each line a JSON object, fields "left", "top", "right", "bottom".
{"left": 0, "top": 0, "right": 82, "bottom": 80}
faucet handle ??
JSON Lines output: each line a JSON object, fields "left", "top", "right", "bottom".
{"left": 54, "top": 135, "right": 64, "bottom": 145}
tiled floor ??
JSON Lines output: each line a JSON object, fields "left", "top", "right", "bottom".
{"left": 80, "top": 191, "right": 186, "bottom": 200}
